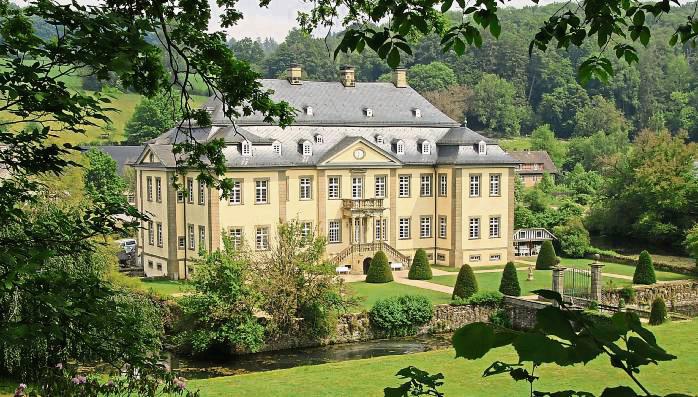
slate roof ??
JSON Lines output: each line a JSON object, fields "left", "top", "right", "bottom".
{"left": 507, "top": 150, "right": 559, "bottom": 175}
{"left": 83, "top": 145, "right": 144, "bottom": 175}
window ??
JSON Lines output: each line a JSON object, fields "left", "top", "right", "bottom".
{"left": 148, "top": 260, "right": 153, "bottom": 269}
{"left": 299, "top": 177, "right": 312, "bottom": 200}
{"left": 178, "top": 236, "right": 185, "bottom": 250}
{"left": 229, "top": 228, "right": 243, "bottom": 249}
{"left": 188, "top": 224, "right": 195, "bottom": 250}
{"left": 229, "top": 180, "right": 242, "bottom": 204}
{"left": 489, "top": 174, "right": 501, "bottom": 196}
{"left": 241, "top": 141, "right": 252, "bottom": 156}
{"left": 198, "top": 180, "right": 206, "bottom": 205}
{"left": 438, "top": 174, "right": 447, "bottom": 197}
{"left": 396, "top": 140, "right": 405, "bottom": 155}
{"left": 375, "top": 135, "right": 385, "bottom": 144}
{"left": 439, "top": 216, "right": 447, "bottom": 239}
{"left": 489, "top": 216, "right": 500, "bottom": 238}
{"left": 177, "top": 190, "right": 184, "bottom": 203}
{"left": 305, "top": 106, "right": 313, "bottom": 116}
{"left": 536, "top": 230, "right": 543, "bottom": 238}
{"left": 437, "top": 253, "right": 446, "bottom": 261}
{"left": 328, "top": 220, "right": 341, "bottom": 243}
{"left": 365, "top": 108, "right": 373, "bottom": 117}
{"left": 398, "top": 175, "right": 410, "bottom": 197}
{"left": 187, "top": 178, "right": 194, "bottom": 204}
{"left": 156, "top": 222, "right": 163, "bottom": 247}
{"left": 420, "top": 216, "right": 432, "bottom": 238}
{"left": 420, "top": 174, "right": 432, "bottom": 197}
{"left": 490, "top": 254, "right": 501, "bottom": 262}
{"left": 374, "top": 175, "right": 386, "bottom": 198}
{"left": 301, "top": 222, "right": 312, "bottom": 237}
{"left": 374, "top": 218, "right": 387, "bottom": 241}
{"left": 255, "top": 179, "right": 268, "bottom": 204}
{"left": 156, "top": 263, "right": 162, "bottom": 271}
{"left": 469, "top": 218, "right": 480, "bottom": 239}
{"left": 351, "top": 176, "right": 363, "bottom": 199}
{"left": 328, "top": 176, "right": 340, "bottom": 199}
{"left": 155, "top": 177, "right": 162, "bottom": 202}
{"left": 198, "top": 225, "right": 206, "bottom": 248}
{"left": 353, "top": 218, "right": 361, "bottom": 243}
{"left": 147, "top": 221, "right": 154, "bottom": 245}
{"left": 469, "top": 175, "right": 480, "bottom": 197}
{"left": 421, "top": 141, "right": 431, "bottom": 155}
{"left": 399, "top": 217, "right": 411, "bottom": 239}
{"left": 414, "top": 108, "right": 422, "bottom": 118}
{"left": 478, "top": 141, "right": 487, "bottom": 155}
{"left": 315, "top": 134, "right": 324, "bottom": 144}
{"left": 146, "top": 177, "right": 153, "bottom": 201}
{"left": 302, "top": 141, "right": 312, "bottom": 156}
{"left": 272, "top": 141, "right": 282, "bottom": 155}
{"left": 469, "top": 255, "right": 481, "bottom": 262}
{"left": 255, "top": 226, "right": 269, "bottom": 250}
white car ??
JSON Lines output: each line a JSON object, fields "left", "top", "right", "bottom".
{"left": 117, "top": 238, "right": 137, "bottom": 253}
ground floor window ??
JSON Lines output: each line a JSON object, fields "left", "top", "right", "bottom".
{"left": 399, "top": 217, "right": 410, "bottom": 239}
{"left": 420, "top": 216, "right": 432, "bottom": 238}
{"left": 256, "top": 226, "right": 269, "bottom": 250}
{"left": 490, "top": 254, "right": 501, "bottom": 261}
{"left": 328, "top": 220, "right": 341, "bottom": 243}
{"left": 469, "top": 254, "right": 481, "bottom": 262}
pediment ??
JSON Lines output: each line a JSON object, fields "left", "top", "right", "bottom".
{"left": 319, "top": 137, "right": 401, "bottom": 167}
{"left": 135, "top": 146, "right": 163, "bottom": 165}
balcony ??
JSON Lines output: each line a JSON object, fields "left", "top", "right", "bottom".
{"left": 342, "top": 198, "right": 385, "bottom": 217}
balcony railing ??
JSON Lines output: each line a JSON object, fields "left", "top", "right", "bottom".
{"left": 342, "top": 198, "right": 384, "bottom": 210}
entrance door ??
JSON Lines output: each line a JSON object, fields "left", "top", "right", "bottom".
{"left": 363, "top": 257, "right": 372, "bottom": 274}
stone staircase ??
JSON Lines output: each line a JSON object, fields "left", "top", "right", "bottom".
{"left": 331, "top": 241, "right": 410, "bottom": 267}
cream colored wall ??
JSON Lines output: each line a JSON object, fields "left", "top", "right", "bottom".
{"left": 138, "top": 168, "right": 170, "bottom": 277}
{"left": 327, "top": 142, "right": 395, "bottom": 164}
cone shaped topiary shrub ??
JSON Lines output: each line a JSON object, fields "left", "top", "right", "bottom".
{"left": 366, "top": 251, "right": 393, "bottom": 283}
{"left": 633, "top": 250, "right": 657, "bottom": 285}
{"left": 408, "top": 248, "right": 432, "bottom": 280}
{"left": 649, "top": 297, "right": 668, "bottom": 325}
{"left": 536, "top": 240, "right": 557, "bottom": 270}
{"left": 452, "top": 264, "right": 478, "bottom": 299}
{"left": 499, "top": 261, "right": 521, "bottom": 296}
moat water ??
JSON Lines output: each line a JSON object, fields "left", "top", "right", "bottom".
{"left": 167, "top": 333, "right": 453, "bottom": 379}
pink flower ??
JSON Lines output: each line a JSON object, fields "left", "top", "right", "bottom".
{"left": 77, "top": 375, "right": 87, "bottom": 384}
{"left": 55, "top": 363, "right": 63, "bottom": 370}
{"left": 71, "top": 377, "right": 80, "bottom": 384}
{"left": 13, "top": 383, "right": 26, "bottom": 397}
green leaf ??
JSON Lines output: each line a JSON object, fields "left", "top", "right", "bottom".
{"left": 639, "top": 27, "right": 651, "bottom": 46}
{"left": 599, "top": 386, "right": 639, "bottom": 397}
{"left": 632, "top": 11, "right": 645, "bottom": 26}
{"left": 536, "top": 307, "right": 576, "bottom": 341}
{"left": 490, "top": 18, "right": 502, "bottom": 38}
{"left": 453, "top": 323, "right": 494, "bottom": 360}
{"left": 513, "top": 333, "right": 568, "bottom": 365}
{"left": 387, "top": 47, "right": 400, "bottom": 68}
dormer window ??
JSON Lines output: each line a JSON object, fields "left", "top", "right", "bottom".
{"left": 302, "top": 141, "right": 313, "bottom": 156}
{"left": 478, "top": 140, "right": 487, "bottom": 155}
{"left": 375, "top": 135, "right": 385, "bottom": 144}
{"left": 315, "top": 134, "right": 324, "bottom": 144}
{"left": 305, "top": 106, "right": 313, "bottom": 116}
{"left": 365, "top": 108, "right": 373, "bottom": 117}
{"left": 272, "top": 140, "right": 282, "bottom": 155}
{"left": 421, "top": 141, "right": 431, "bottom": 155}
{"left": 241, "top": 140, "right": 252, "bottom": 156}
{"left": 396, "top": 140, "right": 405, "bottom": 155}
{"left": 414, "top": 108, "right": 422, "bottom": 118}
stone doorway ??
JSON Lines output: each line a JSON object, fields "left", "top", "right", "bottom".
{"left": 362, "top": 257, "right": 372, "bottom": 274}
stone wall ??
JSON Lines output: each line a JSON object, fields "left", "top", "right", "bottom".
{"left": 588, "top": 253, "right": 696, "bottom": 276}
{"left": 602, "top": 280, "right": 698, "bottom": 308}
{"left": 503, "top": 296, "right": 547, "bottom": 330}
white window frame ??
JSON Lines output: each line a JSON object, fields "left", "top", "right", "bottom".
{"left": 147, "top": 221, "right": 154, "bottom": 245}
{"left": 374, "top": 218, "right": 387, "bottom": 241}
{"left": 302, "top": 141, "right": 312, "bottom": 156}
{"left": 299, "top": 177, "right": 312, "bottom": 200}
{"left": 187, "top": 178, "right": 194, "bottom": 204}
{"left": 198, "top": 180, "right": 206, "bottom": 205}
{"left": 469, "top": 175, "right": 480, "bottom": 197}
{"left": 398, "top": 217, "right": 411, "bottom": 239}
{"left": 146, "top": 177, "right": 153, "bottom": 201}
{"left": 396, "top": 140, "right": 405, "bottom": 155}
{"left": 301, "top": 222, "right": 312, "bottom": 237}
{"left": 155, "top": 177, "right": 162, "bottom": 202}
{"left": 469, "top": 255, "right": 482, "bottom": 262}
{"left": 156, "top": 222, "right": 163, "bottom": 247}
{"left": 351, "top": 176, "right": 363, "bottom": 199}
{"left": 255, "top": 226, "right": 269, "bottom": 250}
{"left": 229, "top": 227, "right": 243, "bottom": 249}
{"left": 315, "top": 134, "right": 324, "bottom": 144}
{"left": 328, "top": 176, "right": 340, "bottom": 199}
{"left": 420, "top": 174, "right": 432, "bottom": 197}
{"left": 365, "top": 108, "right": 373, "bottom": 117}
{"left": 489, "top": 216, "right": 500, "bottom": 238}
{"left": 255, "top": 179, "right": 268, "bottom": 204}
{"left": 489, "top": 174, "right": 501, "bottom": 196}
{"left": 188, "top": 224, "right": 195, "bottom": 250}
{"left": 420, "top": 216, "right": 432, "bottom": 238}
{"left": 272, "top": 141, "right": 282, "bottom": 155}
{"left": 374, "top": 175, "right": 386, "bottom": 198}
{"left": 421, "top": 141, "right": 431, "bottom": 155}
{"left": 198, "top": 225, "right": 206, "bottom": 248}
{"left": 439, "top": 216, "right": 447, "bottom": 239}
{"left": 328, "top": 220, "right": 341, "bottom": 243}
{"left": 375, "top": 135, "right": 385, "bottom": 144}
{"left": 241, "top": 141, "right": 252, "bottom": 156}
{"left": 398, "top": 175, "right": 410, "bottom": 197}
{"left": 478, "top": 141, "right": 487, "bottom": 155}
{"left": 490, "top": 254, "right": 501, "bottom": 262}
{"left": 439, "top": 174, "right": 447, "bottom": 197}
{"left": 469, "top": 217, "right": 480, "bottom": 239}
{"left": 229, "top": 179, "right": 242, "bottom": 205}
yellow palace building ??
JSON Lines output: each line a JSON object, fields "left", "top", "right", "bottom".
{"left": 133, "top": 65, "right": 518, "bottom": 279}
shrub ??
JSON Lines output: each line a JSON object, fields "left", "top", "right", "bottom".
{"left": 633, "top": 250, "right": 656, "bottom": 285}
{"left": 489, "top": 308, "right": 511, "bottom": 328}
{"left": 366, "top": 251, "right": 393, "bottom": 283}
{"left": 451, "top": 291, "right": 503, "bottom": 306}
{"left": 408, "top": 248, "right": 433, "bottom": 280}
{"left": 536, "top": 240, "right": 558, "bottom": 270}
{"left": 498, "top": 262, "right": 521, "bottom": 296}
{"left": 649, "top": 297, "right": 668, "bottom": 325}
{"left": 452, "top": 264, "right": 478, "bottom": 299}
{"left": 619, "top": 286, "right": 636, "bottom": 304}
{"left": 369, "top": 295, "right": 434, "bottom": 335}
{"left": 552, "top": 217, "right": 590, "bottom": 258}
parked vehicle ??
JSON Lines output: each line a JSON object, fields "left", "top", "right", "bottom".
{"left": 117, "top": 238, "right": 137, "bottom": 254}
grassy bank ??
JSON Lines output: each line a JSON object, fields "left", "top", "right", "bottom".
{"left": 345, "top": 281, "right": 452, "bottom": 310}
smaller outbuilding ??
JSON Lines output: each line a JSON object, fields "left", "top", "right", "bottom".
{"left": 508, "top": 150, "right": 558, "bottom": 187}
{"left": 513, "top": 228, "right": 556, "bottom": 257}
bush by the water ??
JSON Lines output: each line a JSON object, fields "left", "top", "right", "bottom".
{"left": 536, "top": 240, "right": 558, "bottom": 270}
{"left": 408, "top": 248, "right": 432, "bottom": 280}
{"left": 452, "top": 264, "right": 478, "bottom": 299}
{"left": 451, "top": 291, "right": 503, "bottom": 306}
{"left": 649, "top": 297, "right": 668, "bottom": 325}
{"left": 366, "top": 251, "right": 393, "bottom": 283}
{"left": 369, "top": 295, "right": 434, "bottom": 335}
{"left": 633, "top": 250, "right": 657, "bottom": 285}
{"left": 498, "top": 262, "right": 521, "bottom": 296}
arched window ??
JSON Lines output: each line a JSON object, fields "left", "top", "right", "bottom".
{"left": 302, "top": 141, "right": 313, "bottom": 156}
{"left": 315, "top": 134, "right": 324, "bottom": 144}
{"left": 272, "top": 140, "right": 282, "bottom": 155}
{"left": 421, "top": 141, "right": 431, "bottom": 155}
{"left": 241, "top": 141, "right": 252, "bottom": 156}
{"left": 375, "top": 135, "right": 385, "bottom": 144}
{"left": 396, "top": 140, "right": 405, "bottom": 155}
{"left": 478, "top": 140, "right": 487, "bottom": 155}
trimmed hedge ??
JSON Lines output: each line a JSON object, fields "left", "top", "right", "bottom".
{"left": 452, "top": 264, "right": 478, "bottom": 300}
{"left": 408, "top": 248, "right": 432, "bottom": 280}
{"left": 649, "top": 297, "right": 668, "bottom": 325}
{"left": 498, "top": 262, "right": 521, "bottom": 296}
{"left": 536, "top": 240, "right": 558, "bottom": 270}
{"left": 369, "top": 295, "right": 434, "bottom": 335}
{"left": 633, "top": 250, "right": 657, "bottom": 285}
{"left": 366, "top": 251, "right": 393, "bottom": 283}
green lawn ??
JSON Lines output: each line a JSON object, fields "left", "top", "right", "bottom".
{"left": 429, "top": 268, "right": 632, "bottom": 296}
{"left": 346, "top": 281, "right": 452, "bottom": 310}
{"left": 133, "top": 279, "right": 189, "bottom": 297}
{"left": 433, "top": 264, "right": 506, "bottom": 273}
{"left": 187, "top": 319, "right": 698, "bottom": 396}
{"left": 518, "top": 257, "right": 694, "bottom": 281}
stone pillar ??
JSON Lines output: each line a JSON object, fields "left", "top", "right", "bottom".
{"left": 552, "top": 266, "right": 566, "bottom": 307}
{"left": 590, "top": 255, "right": 604, "bottom": 303}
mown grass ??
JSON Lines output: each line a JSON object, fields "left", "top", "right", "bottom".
{"left": 517, "top": 257, "right": 694, "bottom": 281}
{"left": 346, "top": 281, "right": 452, "bottom": 311}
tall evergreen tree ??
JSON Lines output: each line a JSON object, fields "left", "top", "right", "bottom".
{"left": 633, "top": 250, "right": 657, "bottom": 285}
{"left": 452, "top": 264, "right": 478, "bottom": 299}
{"left": 366, "top": 251, "right": 393, "bottom": 283}
{"left": 536, "top": 240, "right": 558, "bottom": 270}
{"left": 408, "top": 248, "right": 432, "bottom": 280}
{"left": 499, "top": 262, "right": 521, "bottom": 296}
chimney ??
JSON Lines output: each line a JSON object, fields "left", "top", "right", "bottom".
{"left": 392, "top": 68, "right": 407, "bottom": 88}
{"left": 339, "top": 65, "right": 356, "bottom": 87}
{"left": 288, "top": 63, "right": 302, "bottom": 85}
